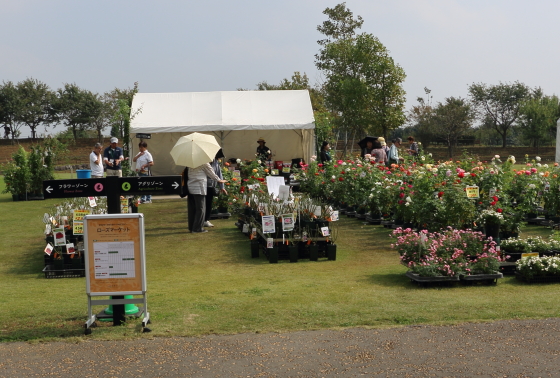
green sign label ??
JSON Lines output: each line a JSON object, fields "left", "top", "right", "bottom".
{"left": 121, "top": 182, "right": 131, "bottom": 191}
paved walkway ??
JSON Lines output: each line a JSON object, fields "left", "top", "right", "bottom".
{"left": 1, "top": 318, "right": 560, "bottom": 377}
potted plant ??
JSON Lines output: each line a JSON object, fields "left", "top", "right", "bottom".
{"left": 477, "top": 209, "right": 504, "bottom": 240}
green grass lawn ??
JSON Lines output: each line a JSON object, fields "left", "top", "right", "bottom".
{"left": 0, "top": 176, "right": 559, "bottom": 342}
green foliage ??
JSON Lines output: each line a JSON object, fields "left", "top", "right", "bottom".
{"left": 1, "top": 146, "right": 30, "bottom": 195}
{"left": 468, "top": 81, "right": 531, "bottom": 147}
{"left": 315, "top": 3, "right": 406, "bottom": 150}
{"left": 517, "top": 91, "right": 559, "bottom": 151}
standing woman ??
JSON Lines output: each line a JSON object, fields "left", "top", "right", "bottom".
{"left": 132, "top": 141, "right": 154, "bottom": 203}
{"left": 319, "top": 141, "right": 332, "bottom": 163}
{"left": 370, "top": 140, "right": 387, "bottom": 164}
{"left": 187, "top": 162, "right": 226, "bottom": 233}
{"left": 406, "top": 136, "right": 419, "bottom": 157}
{"left": 204, "top": 149, "right": 227, "bottom": 228}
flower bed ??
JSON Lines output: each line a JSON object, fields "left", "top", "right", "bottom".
{"left": 392, "top": 227, "right": 503, "bottom": 281}
{"left": 515, "top": 256, "right": 560, "bottom": 283}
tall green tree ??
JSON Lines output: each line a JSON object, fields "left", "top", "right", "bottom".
{"left": 433, "top": 97, "right": 475, "bottom": 157}
{"left": 17, "top": 78, "right": 54, "bottom": 139}
{"left": 407, "top": 88, "right": 436, "bottom": 148}
{"left": 468, "top": 81, "right": 530, "bottom": 148}
{"left": 517, "top": 89, "right": 559, "bottom": 153}
{"left": 53, "top": 83, "right": 93, "bottom": 141}
{"left": 0, "top": 81, "right": 25, "bottom": 142}
{"left": 315, "top": 3, "right": 406, "bottom": 155}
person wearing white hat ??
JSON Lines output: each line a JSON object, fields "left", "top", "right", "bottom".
{"left": 103, "top": 137, "right": 124, "bottom": 177}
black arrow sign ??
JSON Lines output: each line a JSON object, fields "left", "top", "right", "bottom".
{"left": 43, "top": 178, "right": 107, "bottom": 199}
{"left": 43, "top": 176, "right": 181, "bottom": 199}
{"left": 118, "top": 176, "right": 181, "bottom": 196}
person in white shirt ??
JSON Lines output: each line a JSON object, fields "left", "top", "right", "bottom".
{"left": 89, "top": 143, "right": 104, "bottom": 178}
{"left": 132, "top": 141, "right": 154, "bottom": 203}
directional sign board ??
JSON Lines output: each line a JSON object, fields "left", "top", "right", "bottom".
{"left": 43, "top": 176, "right": 181, "bottom": 199}
{"left": 43, "top": 178, "right": 106, "bottom": 199}
{"left": 119, "top": 176, "right": 181, "bottom": 196}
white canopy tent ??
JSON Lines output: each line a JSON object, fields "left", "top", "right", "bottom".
{"left": 129, "top": 90, "right": 316, "bottom": 175}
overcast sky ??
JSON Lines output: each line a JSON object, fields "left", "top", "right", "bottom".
{"left": 2, "top": 0, "right": 559, "bottom": 137}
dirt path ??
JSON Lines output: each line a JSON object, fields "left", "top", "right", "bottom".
{"left": 1, "top": 318, "right": 559, "bottom": 377}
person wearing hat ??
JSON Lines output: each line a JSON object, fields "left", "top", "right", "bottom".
{"left": 256, "top": 137, "right": 272, "bottom": 162}
{"left": 378, "top": 137, "right": 390, "bottom": 155}
{"left": 103, "top": 137, "right": 124, "bottom": 177}
{"left": 319, "top": 141, "right": 332, "bottom": 163}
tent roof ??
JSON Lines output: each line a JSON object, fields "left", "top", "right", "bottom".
{"left": 130, "top": 90, "right": 315, "bottom": 133}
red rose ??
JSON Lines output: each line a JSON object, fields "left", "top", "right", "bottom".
{"left": 497, "top": 208, "right": 503, "bottom": 213}
{"left": 338, "top": 177, "right": 344, "bottom": 181}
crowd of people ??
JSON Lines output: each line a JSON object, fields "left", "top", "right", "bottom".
{"left": 319, "top": 135, "right": 419, "bottom": 166}
{"left": 88, "top": 134, "right": 417, "bottom": 235}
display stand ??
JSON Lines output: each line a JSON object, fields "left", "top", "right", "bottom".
{"left": 83, "top": 213, "right": 150, "bottom": 334}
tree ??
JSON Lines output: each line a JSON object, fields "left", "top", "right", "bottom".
{"left": 17, "top": 78, "right": 54, "bottom": 139}
{"left": 468, "top": 81, "right": 530, "bottom": 148}
{"left": 407, "top": 88, "right": 436, "bottom": 148}
{"left": 53, "top": 83, "right": 93, "bottom": 141}
{"left": 107, "top": 82, "right": 140, "bottom": 176}
{"left": 254, "top": 72, "right": 335, "bottom": 154}
{"left": 84, "top": 91, "right": 111, "bottom": 143}
{"left": 0, "top": 81, "right": 26, "bottom": 143}
{"left": 432, "top": 97, "right": 475, "bottom": 157}
{"left": 517, "top": 90, "right": 559, "bottom": 152}
{"left": 315, "top": 3, "right": 406, "bottom": 155}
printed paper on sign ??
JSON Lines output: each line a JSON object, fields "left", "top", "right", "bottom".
{"left": 331, "top": 211, "right": 339, "bottom": 221}
{"left": 262, "top": 215, "right": 275, "bottom": 234}
{"left": 465, "top": 185, "right": 480, "bottom": 199}
{"left": 73, "top": 221, "right": 84, "bottom": 235}
{"left": 53, "top": 227, "right": 66, "bottom": 246}
{"left": 44, "top": 243, "right": 54, "bottom": 256}
{"left": 282, "top": 214, "right": 294, "bottom": 231}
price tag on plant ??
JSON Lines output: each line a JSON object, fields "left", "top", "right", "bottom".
{"left": 88, "top": 197, "right": 97, "bottom": 207}
{"left": 242, "top": 224, "right": 249, "bottom": 233}
{"left": 302, "top": 231, "right": 308, "bottom": 242}
{"left": 73, "top": 221, "right": 84, "bottom": 235}
{"left": 66, "top": 243, "right": 76, "bottom": 255}
{"left": 44, "top": 243, "right": 54, "bottom": 256}
{"left": 465, "top": 185, "right": 480, "bottom": 199}
{"left": 267, "top": 238, "right": 274, "bottom": 248}
{"left": 331, "top": 211, "right": 339, "bottom": 221}
{"left": 53, "top": 228, "right": 66, "bottom": 246}
{"left": 321, "top": 227, "right": 330, "bottom": 237}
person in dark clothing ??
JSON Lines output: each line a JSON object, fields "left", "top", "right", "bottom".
{"left": 319, "top": 141, "right": 332, "bottom": 163}
{"left": 256, "top": 137, "right": 272, "bottom": 162}
{"left": 204, "top": 149, "right": 227, "bottom": 228}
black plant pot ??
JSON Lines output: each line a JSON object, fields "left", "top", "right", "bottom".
{"left": 309, "top": 245, "right": 319, "bottom": 261}
{"left": 268, "top": 246, "right": 278, "bottom": 264}
{"left": 327, "top": 244, "right": 337, "bottom": 261}
{"left": 485, "top": 224, "right": 500, "bottom": 240}
{"left": 250, "top": 240, "right": 260, "bottom": 258}
{"left": 288, "top": 246, "right": 298, "bottom": 263}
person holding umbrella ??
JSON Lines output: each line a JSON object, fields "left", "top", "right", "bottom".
{"left": 171, "top": 133, "right": 227, "bottom": 233}
{"left": 357, "top": 136, "right": 378, "bottom": 158}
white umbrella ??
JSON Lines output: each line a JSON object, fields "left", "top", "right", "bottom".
{"left": 170, "top": 133, "right": 221, "bottom": 168}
